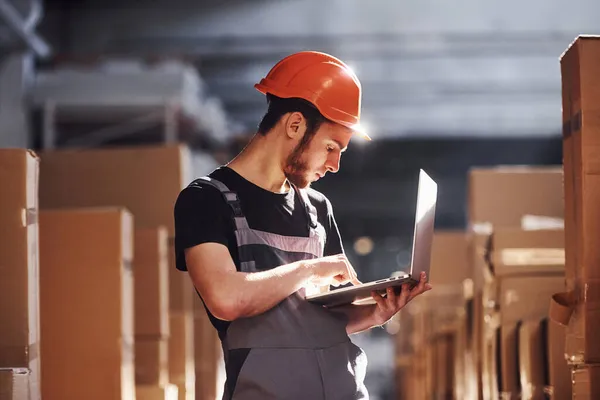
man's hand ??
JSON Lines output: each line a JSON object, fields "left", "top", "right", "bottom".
{"left": 307, "top": 253, "right": 362, "bottom": 288}
{"left": 370, "top": 271, "right": 432, "bottom": 326}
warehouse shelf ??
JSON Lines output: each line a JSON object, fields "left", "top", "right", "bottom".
{"left": 31, "top": 58, "right": 234, "bottom": 149}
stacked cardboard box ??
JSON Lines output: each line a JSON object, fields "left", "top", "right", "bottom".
{"left": 38, "top": 144, "right": 200, "bottom": 400}
{"left": 167, "top": 242, "right": 196, "bottom": 400}
{"left": 395, "top": 165, "right": 571, "bottom": 400}
{"left": 0, "top": 368, "right": 30, "bottom": 400}
{"left": 135, "top": 227, "right": 171, "bottom": 397}
{"left": 394, "top": 231, "right": 469, "bottom": 400}
{"left": 479, "top": 229, "right": 566, "bottom": 400}
{"left": 467, "top": 166, "right": 566, "bottom": 400}
{"left": 0, "top": 149, "right": 41, "bottom": 400}
{"left": 518, "top": 318, "right": 571, "bottom": 399}
{"left": 39, "top": 208, "right": 135, "bottom": 399}
{"left": 193, "top": 289, "right": 226, "bottom": 400}
{"left": 552, "top": 34, "right": 600, "bottom": 399}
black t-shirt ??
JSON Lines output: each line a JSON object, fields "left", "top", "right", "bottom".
{"left": 173, "top": 166, "right": 344, "bottom": 336}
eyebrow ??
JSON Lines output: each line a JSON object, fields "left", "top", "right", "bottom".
{"left": 333, "top": 139, "right": 348, "bottom": 153}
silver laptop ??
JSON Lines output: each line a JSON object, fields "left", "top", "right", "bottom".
{"left": 305, "top": 169, "right": 438, "bottom": 308}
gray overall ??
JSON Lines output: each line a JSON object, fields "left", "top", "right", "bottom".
{"left": 193, "top": 177, "right": 369, "bottom": 400}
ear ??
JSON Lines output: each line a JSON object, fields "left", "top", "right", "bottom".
{"left": 283, "top": 112, "right": 307, "bottom": 140}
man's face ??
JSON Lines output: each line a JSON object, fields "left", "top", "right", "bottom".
{"left": 284, "top": 122, "right": 353, "bottom": 189}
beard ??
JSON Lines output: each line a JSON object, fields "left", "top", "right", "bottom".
{"left": 283, "top": 134, "right": 314, "bottom": 189}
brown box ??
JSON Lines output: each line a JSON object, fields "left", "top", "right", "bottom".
{"left": 0, "top": 368, "right": 30, "bottom": 400}
{"left": 482, "top": 229, "right": 566, "bottom": 326}
{"left": 482, "top": 323, "right": 522, "bottom": 400}
{"left": 39, "top": 208, "right": 134, "bottom": 400}
{"left": 430, "top": 230, "right": 469, "bottom": 286}
{"left": 39, "top": 144, "right": 191, "bottom": 235}
{"left": 434, "top": 334, "right": 454, "bottom": 400}
{"left": 194, "top": 297, "right": 224, "bottom": 400}
{"left": 467, "top": 166, "right": 563, "bottom": 231}
{"left": 518, "top": 320, "right": 546, "bottom": 399}
{"left": 482, "top": 275, "right": 565, "bottom": 400}
{"left": 572, "top": 365, "right": 600, "bottom": 400}
{"left": 518, "top": 319, "right": 571, "bottom": 400}
{"left": 486, "top": 229, "right": 565, "bottom": 277}
{"left": 469, "top": 232, "right": 490, "bottom": 291}
{"left": 484, "top": 275, "right": 565, "bottom": 328}
{"left": 136, "top": 339, "right": 169, "bottom": 386}
{"left": 168, "top": 313, "right": 195, "bottom": 400}
{"left": 168, "top": 240, "right": 194, "bottom": 313}
{"left": 136, "top": 384, "right": 179, "bottom": 400}
{"left": 546, "top": 319, "right": 571, "bottom": 400}
{"left": 560, "top": 35, "right": 600, "bottom": 365}
{"left": 135, "top": 227, "right": 170, "bottom": 337}
{"left": 0, "top": 149, "right": 41, "bottom": 400}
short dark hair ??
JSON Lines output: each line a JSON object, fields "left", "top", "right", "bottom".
{"left": 257, "top": 94, "right": 328, "bottom": 138}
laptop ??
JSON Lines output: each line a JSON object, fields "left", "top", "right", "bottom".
{"left": 305, "top": 169, "right": 438, "bottom": 308}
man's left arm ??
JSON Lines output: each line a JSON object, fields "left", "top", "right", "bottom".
{"left": 332, "top": 273, "right": 432, "bottom": 335}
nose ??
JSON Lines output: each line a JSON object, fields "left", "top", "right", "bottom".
{"left": 325, "top": 153, "right": 341, "bottom": 173}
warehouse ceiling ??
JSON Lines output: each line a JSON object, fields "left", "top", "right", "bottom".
{"left": 35, "top": 0, "right": 600, "bottom": 141}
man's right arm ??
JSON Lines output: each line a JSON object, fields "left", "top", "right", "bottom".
{"left": 186, "top": 244, "right": 359, "bottom": 321}
{"left": 185, "top": 243, "right": 308, "bottom": 320}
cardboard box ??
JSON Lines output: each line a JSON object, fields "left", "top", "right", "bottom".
{"left": 482, "top": 323, "right": 522, "bottom": 400}
{"left": 559, "top": 35, "right": 600, "bottom": 365}
{"left": 453, "top": 315, "right": 468, "bottom": 400}
{"left": 168, "top": 240, "right": 194, "bottom": 313}
{"left": 430, "top": 230, "right": 469, "bottom": 286}
{"left": 484, "top": 275, "right": 565, "bottom": 328}
{"left": 39, "top": 144, "right": 191, "bottom": 235}
{"left": 169, "top": 313, "right": 195, "bottom": 400}
{"left": 546, "top": 319, "right": 571, "bottom": 400}
{"left": 135, "top": 227, "right": 170, "bottom": 337}
{"left": 467, "top": 166, "right": 563, "bottom": 231}
{"left": 136, "top": 338, "right": 169, "bottom": 386}
{"left": 518, "top": 320, "right": 546, "bottom": 399}
{"left": 194, "top": 297, "right": 225, "bottom": 400}
{"left": 572, "top": 365, "right": 600, "bottom": 400}
{"left": 486, "top": 229, "right": 565, "bottom": 277}
{"left": 469, "top": 232, "right": 490, "bottom": 291}
{"left": 482, "top": 229, "right": 566, "bottom": 326}
{"left": 0, "top": 150, "right": 41, "bottom": 400}
{"left": 518, "top": 318, "right": 571, "bottom": 400}
{"left": 136, "top": 384, "right": 179, "bottom": 400}
{"left": 39, "top": 208, "right": 134, "bottom": 400}
{"left": 434, "top": 334, "right": 454, "bottom": 400}
{"left": 0, "top": 368, "right": 30, "bottom": 400}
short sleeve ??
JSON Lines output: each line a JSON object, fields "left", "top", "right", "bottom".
{"left": 173, "top": 185, "right": 233, "bottom": 271}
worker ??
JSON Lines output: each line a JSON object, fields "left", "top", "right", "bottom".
{"left": 173, "top": 51, "right": 432, "bottom": 400}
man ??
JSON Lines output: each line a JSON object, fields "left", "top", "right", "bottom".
{"left": 174, "top": 51, "right": 432, "bottom": 400}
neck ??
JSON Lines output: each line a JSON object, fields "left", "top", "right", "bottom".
{"left": 227, "top": 132, "right": 290, "bottom": 194}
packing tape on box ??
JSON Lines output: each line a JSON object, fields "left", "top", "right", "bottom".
{"left": 498, "top": 248, "right": 565, "bottom": 266}
{"left": 0, "top": 342, "right": 39, "bottom": 365}
{"left": 21, "top": 208, "right": 37, "bottom": 226}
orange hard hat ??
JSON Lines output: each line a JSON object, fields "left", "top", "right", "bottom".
{"left": 255, "top": 51, "right": 371, "bottom": 140}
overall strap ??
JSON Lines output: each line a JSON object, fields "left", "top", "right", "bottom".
{"left": 292, "top": 184, "right": 318, "bottom": 231}
{"left": 190, "top": 177, "right": 250, "bottom": 231}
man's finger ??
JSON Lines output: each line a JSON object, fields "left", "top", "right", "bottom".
{"left": 386, "top": 286, "right": 396, "bottom": 304}
{"left": 372, "top": 291, "right": 386, "bottom": 307}
{"left": 398, "top": 283, "right": 410, "bottom": 306}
